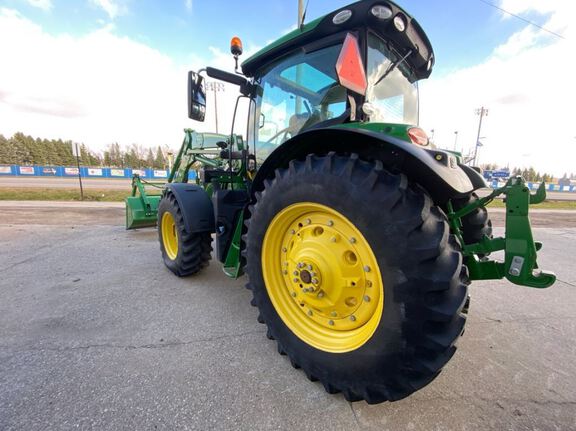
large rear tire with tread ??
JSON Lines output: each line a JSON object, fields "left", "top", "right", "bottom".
{"left": 158, "top": 192, "right": 212, "bottom": 277}
{"left": 244, "top": 153, "right": 469, "bottom": 403}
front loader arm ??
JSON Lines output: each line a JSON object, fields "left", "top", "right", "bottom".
{"left": 447, "top": 177, "right": 556, "bottom": 288}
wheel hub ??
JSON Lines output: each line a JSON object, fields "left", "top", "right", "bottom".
{"left": 262, "top": 202, "right": 384, "bottom": 352}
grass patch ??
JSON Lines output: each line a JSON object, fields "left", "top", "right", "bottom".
{"left": 487, "top": 199, "right": 576, "bottom": 210}
{"left": 0, "top": 188, "right": 127, "bottom": 202}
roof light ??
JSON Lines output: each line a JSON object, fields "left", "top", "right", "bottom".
{"left": 230, "top": 36, "right": 243, "bottom": 56}
{"left": 408, "top": 127, "right": 429, "bottom": 146}
{"left": 371, "top": 5, "right": 393, "bottom": 20}
{"left": 333, "top": 9, "right": 352, "bottom": 25}
{"left": 393, "top": 15, "right": 406, "bottom": 32}
{"left": 335, "top": 33, "right": 367, "bottom": 96}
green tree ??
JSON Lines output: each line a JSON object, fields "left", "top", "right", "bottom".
{"left": 146, "top": 148, "right": 155, "bottom": 168}
{"left": 154, "top": 146, "right": 165, "bottom": 169}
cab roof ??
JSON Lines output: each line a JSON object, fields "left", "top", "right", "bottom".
{"left": 241, "top": 0, "right": 435, "bottom": 80}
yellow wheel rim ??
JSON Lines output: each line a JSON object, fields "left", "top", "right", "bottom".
{"left": 262, "top": 202, "right": 384, "bottom": 353}
{"left": 161, "top": 211, "right": 179, "bottom": 261}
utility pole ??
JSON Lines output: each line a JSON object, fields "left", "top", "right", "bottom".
{"left": 472, "top": 107, "right": 488, "bottom": 166}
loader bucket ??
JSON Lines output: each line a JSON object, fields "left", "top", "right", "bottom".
{"left": 125, "top": 195, "right": 161, "bottom": 229}
{"left": 125, "top": 174, "right": 165, "bottom": 229}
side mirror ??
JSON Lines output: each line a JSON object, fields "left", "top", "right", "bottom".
{"left": 187, "top": 71, "right": 206, "bottom": 121}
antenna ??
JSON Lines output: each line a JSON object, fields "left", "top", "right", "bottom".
{"left": 299, "top": 0, "right": 310, "bottom": 30}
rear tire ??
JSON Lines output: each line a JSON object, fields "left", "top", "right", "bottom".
{"left": 158, "top": 192, "right": 212, "bottom": 277}
{"left": 245, "top": 153, "right": 469, "bottom": 403}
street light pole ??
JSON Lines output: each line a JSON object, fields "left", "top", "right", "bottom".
{"left": 453, "top": 131, "right": 458, "bottom": 151}
{"left": 206, "top": 81, "right": 225, "bottom": 133}
{"left": 473, "top": 107, "right": 488, "bottom": 166}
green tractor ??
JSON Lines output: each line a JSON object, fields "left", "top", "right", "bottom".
{"left": 156, "top": 0, "right": 555, "bottom": 403}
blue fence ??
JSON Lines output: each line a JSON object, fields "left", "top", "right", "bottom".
{"left": 0, "top": 165, "right": 169, "bottom": 179}
{"left": 1, "top": 164, "right": 573, "bottom": 192}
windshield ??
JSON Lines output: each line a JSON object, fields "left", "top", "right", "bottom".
{"left": 251, "top": 33, "right": 420, "bottom": 163}
{"left": 253, "top": 44, "right": 346, "bottom": 162}
{"left": 365, "top": 33, "right": 418, "bottom": 125}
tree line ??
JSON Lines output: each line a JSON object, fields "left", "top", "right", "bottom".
{"left": 0, "top": 132, "right": 169, "bottom": 169}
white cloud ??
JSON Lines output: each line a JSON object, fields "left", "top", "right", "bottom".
{"left": 420, "top": 4, "right": 575, "bottom": 176}
{"left": 21, "top": 0, "right": 52, "bottom": 11}
{"left": 89, "top": 0, "right": 124, "bottom": 20}
{"left": 185, "top": 0, "right": 192, "bottom": 12}
{"left": 0, "top": 8, "right": 265, "bottom": 156}
{"left": 0, "top": 8, "right": 195, "bottom": 153}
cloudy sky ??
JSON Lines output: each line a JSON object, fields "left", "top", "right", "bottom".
{"left": 0, "top": 0, "right": 573, "bottom": 176}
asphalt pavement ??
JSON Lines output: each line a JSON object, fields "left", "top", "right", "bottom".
{"left": 0, "top": 202, "right": 575, "bottom": 430}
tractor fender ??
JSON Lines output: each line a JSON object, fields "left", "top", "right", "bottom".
{"left": 165, "top": 183, "right": 215, "bottom": 233}
{"left": 251, "top": 127, "right": 486, "bottom": 204}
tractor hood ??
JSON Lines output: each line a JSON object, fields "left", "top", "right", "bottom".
{"left": 241, "top": 0, "right": 434, "bottom": 80}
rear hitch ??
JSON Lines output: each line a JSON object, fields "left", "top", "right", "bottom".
{"left": 447, "top": 177, "right": 556, "bottom": 288}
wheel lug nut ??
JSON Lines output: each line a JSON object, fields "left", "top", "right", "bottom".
{"left": 330, "top": 311, "right": 337, "bottom": 317}
{"left": 305, "top": 218, "right": 311, "bottom": 225}
{"left": 290, "top": 229, "right": 295, "bottom": 234}
{"left": 291, "top": 292, "right": 297, "bottom": 297}
{"left": 311, "top": 278, "right": 319, "bottom": 284}
{"left": 364, "top": 295, "right": 371, "bottom": 302}
{"left": 330, "top": 237, "right": 337, "bottom": 243}
{"left": 307, "top": 310, "right": 313, "bottom": 316}
{"left": 293, "top": 278, "right": 299, "bottom": 283}
{"left": 293, "top": 271, "right": 299, "bottom": 276}
{"left": 317, "top": 292, "right": 324, "bottom": 298}
{"left": 327, "top": 220, "right": 334, "bottom": 226}
{"left": 307, "top": 265, "right": 313, "bottom": 271}
{"left": 349, "top": 237, "right": 356, "bottom": 244}
{"left": 364, "top": 265, "right": 371, "bottom": 272}
{"left": 282, "top": 247, "right": 287, "bottom": 252}
{"left": 283, "top": 270, "right": 288, "bottom": 275}
{"left": 350, "top": 315, "right": 356, "bottom": 322}
{"left": 328, "top": 320, "right": 334, "bottom": 326}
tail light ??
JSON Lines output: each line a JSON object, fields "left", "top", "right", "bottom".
{"left": 408, "top": 127, "right": 429, "bottom": 146}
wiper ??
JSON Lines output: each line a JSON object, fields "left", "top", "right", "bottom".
{"left": 373, "top": 49, "right": 412, "bottom": 86}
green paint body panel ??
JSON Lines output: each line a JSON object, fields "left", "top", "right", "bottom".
{"left": 223, "top": 212, "right": 245, "bottom": 278}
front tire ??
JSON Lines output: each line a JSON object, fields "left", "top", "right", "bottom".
{"left": 158, "top": 192, "right": 212, "bottom": 277}
{"left": 245, "top": 153, "right": 469, "bottom": 403}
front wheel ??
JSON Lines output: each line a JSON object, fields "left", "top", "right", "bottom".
{"left": 245, "top": 153, "right": 469, "bottom": 403}
{"left": 158, "top": 192, "right": 212, "bottom": 277}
